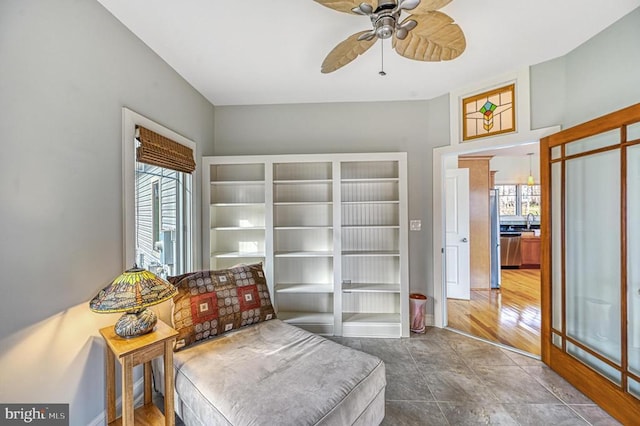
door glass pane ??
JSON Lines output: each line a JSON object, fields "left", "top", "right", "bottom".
{"left": 565, "top": 150, "right": 621, "bottom": 365}
{"left": 552, "top": 333, "right": 562, "bottom": 348}
{"left": 551, "top": 146, "right": 561, "bottom": 160}
{"left": 567, "top": 342, "right": 621, "bottom": 385}
{"left": 629, "top": 144, "right": 640, "bottom": 375}
{"left": 552, "top": 162, "right": 562, "bottom": 332}
{"left": 629, "top": 377, "right": 640, "bottom": 400}
{"left": 628, "top": 122, "right": 640, "bottom": 142}
{"left": 565, "top": 129, "right": 619, "bottom": 156}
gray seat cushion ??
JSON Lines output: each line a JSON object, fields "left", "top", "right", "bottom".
{"left": 154, "top": 319, "right": 385, "bottom": 425}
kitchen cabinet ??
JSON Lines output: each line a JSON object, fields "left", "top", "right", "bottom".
{"left": 520, "top": 234, "right": 541, "bottom": 267}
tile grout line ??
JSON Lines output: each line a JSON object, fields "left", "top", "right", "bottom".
{"left": 405, "top": 340, "right": 438, "bottom": 402}
{"left": 521, "top": 372, "right": 596, "bottom": 426}
{"left": 405, "top": 339, "right": 452, "bottom": 424}
{"left": 437, "top": 330, "right": 587, "bottom": 424}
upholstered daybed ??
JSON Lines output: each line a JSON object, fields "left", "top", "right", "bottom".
{"left": 153, "top": 264, "right": 386, "bottom": 425}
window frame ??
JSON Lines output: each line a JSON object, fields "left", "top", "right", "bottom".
{"left": 151, "top": 179, "right": 161, "bottom": 252}
{"left": 122, "top": 108, "right": 195, "bottom": 272}
{"left": 495, "top": 183, "right": 541, "bottom": 218}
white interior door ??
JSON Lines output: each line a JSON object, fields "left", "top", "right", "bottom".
{"left": 445, "top": 168, "right": 470, "bottom": 300}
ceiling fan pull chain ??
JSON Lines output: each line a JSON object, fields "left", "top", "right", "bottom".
{"left": 379, "top": 40, "right": 387, "bottom": 76}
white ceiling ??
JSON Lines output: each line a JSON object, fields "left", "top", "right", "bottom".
{"left": 97, "top": 0, "right": 640, "bottom": 106}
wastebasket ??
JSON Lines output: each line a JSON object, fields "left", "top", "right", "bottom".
{"left": 409, "top": 293, "right": 428, "bottom": 333}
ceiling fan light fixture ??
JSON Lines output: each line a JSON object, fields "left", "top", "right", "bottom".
{"left": 375, "top": 16, "right": 396, "bottom": 39}
{"left": 316, "top": 0, "right": 466, "bottom": 73}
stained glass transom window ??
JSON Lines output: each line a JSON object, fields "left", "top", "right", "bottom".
{"left": 463, "top": 84, "right": 516, "bottom": 141}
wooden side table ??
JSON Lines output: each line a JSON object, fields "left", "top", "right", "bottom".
{"left": 100, "top": 319, "right": 178, "bottom": 426}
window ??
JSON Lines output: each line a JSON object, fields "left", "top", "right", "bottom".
{"left": 520, "top": 184, "right": 541, "bottom": 216}
{"left": 496, "top": 184, "right": 541, "bottom": 217}
{"left": 135, "top": 165, "right": 190, "bottom": 277}
{"left": 496, "top": 184, "right": 517, "bottom": 215}
{"left": 123, "top": 108, "right": 195, "bottom": 279}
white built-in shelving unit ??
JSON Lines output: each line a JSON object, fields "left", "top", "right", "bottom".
{"left": 202, "top": 153, "right": 408, "bottom": 337}
{"left": 204, "top": 161, "right": 267, "bottom": 270}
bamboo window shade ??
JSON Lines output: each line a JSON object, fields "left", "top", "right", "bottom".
{"left": 136, "top": 126, "right": 196, "bottom": 174}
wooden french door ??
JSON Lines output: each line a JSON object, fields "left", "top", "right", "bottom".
{"left": 541, "top": 103, "right": 640, "bottom": 423}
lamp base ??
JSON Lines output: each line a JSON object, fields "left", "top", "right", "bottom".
{"left": 114, "top": 308, "right": 158, "bottom": 338}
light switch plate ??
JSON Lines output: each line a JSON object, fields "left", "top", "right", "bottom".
{"left": 410, "top": 220, "right": 421, "bottom": 231}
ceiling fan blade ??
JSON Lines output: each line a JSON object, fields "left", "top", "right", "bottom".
{"left": 321, "top": 31, "right": 378, "bottom": 73}
{"left": 314, "top": 0, "right": 377, "bottom": 14}
{"left": 406, "top": 0, "right": 452, "bottom": 14}
{"left": 392, "top": 11, "right": 465, "bottom": 61}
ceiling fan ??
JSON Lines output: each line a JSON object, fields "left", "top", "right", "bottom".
{"left": 315, "top": 0, "right": 466, "bottom": 73}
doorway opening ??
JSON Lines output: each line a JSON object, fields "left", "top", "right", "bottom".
{"left": 432, "top": 128, "right": 559, "bottom": 357}
{"left": 448, "top": 146, "right": 541, "bottom": 355}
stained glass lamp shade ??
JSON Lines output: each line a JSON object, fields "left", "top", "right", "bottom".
{"left": 89, "top": 267, "right": 177, "bottom": 337}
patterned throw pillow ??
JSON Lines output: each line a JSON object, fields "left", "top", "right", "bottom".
{"left": 169, "top": 263, "right": 276, "bottom": 351}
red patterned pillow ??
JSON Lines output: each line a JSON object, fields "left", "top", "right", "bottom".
{"left": 169, "top": 263, "right": 276, "bottom": 351}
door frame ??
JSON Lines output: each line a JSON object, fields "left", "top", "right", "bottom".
{"left": 540, "top": 103, "right": 640, "bottom": 423}
{"left": 432, "top": 126, "right": 559, "bottom": 327}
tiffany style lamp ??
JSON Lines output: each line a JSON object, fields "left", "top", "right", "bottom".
{"left": 90, "top": 266, "right": 177, "bottom": 337}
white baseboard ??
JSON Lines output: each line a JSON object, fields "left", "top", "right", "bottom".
{"left": 87, "top": 377, "right": 146, "bottom": 426}
{"left": 425, "top": 314, "right": 435, "bottom": 327}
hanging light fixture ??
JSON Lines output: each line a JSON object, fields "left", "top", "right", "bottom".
{"left": 527, "top": 153, "right": 535, "bottom": 186}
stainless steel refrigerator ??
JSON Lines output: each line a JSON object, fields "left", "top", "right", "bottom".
{"left": 489, "top": 189, "right": 501, "bottom": 289}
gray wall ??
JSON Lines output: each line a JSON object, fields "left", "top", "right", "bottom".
{"left": 214, "top": 96, "right": 451, "bottom": 315}
{"left": 0, "top": 0, "right": 638, "bottom": 424}
{"left": 531, "top": 7, "right": 640, "bottom": 129}
{"left": 0, "top": 1, "right": 215, "bottom": 424}
{"left": 214, "top": 6, "right": 640, "bottom": 323}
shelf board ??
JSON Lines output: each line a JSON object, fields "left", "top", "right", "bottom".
{"left": 273, "top": 201, "right": 333, "bottom": 206}
{"left": 342, "top": 251, "right": 400, "bottom": 257}
{"left": 342, "top": 225, "right": 399, "bottom": 229}
{"left": 108, "top": 403, "right": 164, "bottom": 426}
{"left": 342, "top": 312, "right": 401, "bottom": 324}
{"left": 211, "top": 226, "right": 265, "bottom": 231}
{"left": 341, "top": 200, "right": 399, "bottom": 205}
{"left": 278, "top": 311, "right": 334, "bottom": 324}
{"left": 212, "top": 252, "right": 265, "bottom": 258}
{"left": 274, "top": 226, "right": 333, "bottom": 230}
{"left": 275, "top": 283, "right": 334, "bottom": 293}
{"left": 211, "top": 180, "right": 265, "bottom": 185}
{"left": 275, "top": 251, "right": 333, "bottom": 257}
{"left": 274, "top": 179, "right": 333, "bottom": 184}
{"left": 210, "top": 202, "right": 265, "bottom": 207}
{"left": 342, "top": 283, "right": 400, "bottom": 293}
{"left": 341, "top": 178, "right": 399, "bottom": 183}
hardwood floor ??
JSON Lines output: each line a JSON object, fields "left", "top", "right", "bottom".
{"left": 447, "top": 268, "right": 541, "bottom": 355}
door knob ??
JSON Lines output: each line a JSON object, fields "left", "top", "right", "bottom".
{"left": 461, "top": 237, "right": 468, "bottom": 242}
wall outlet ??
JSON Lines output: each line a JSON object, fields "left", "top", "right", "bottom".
{"left": 410, "top": 220, "right": 422, "bottom": 231}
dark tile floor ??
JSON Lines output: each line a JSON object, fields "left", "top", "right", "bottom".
{"left": 158, "top": 327, "right": 621, "bottom": 425}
